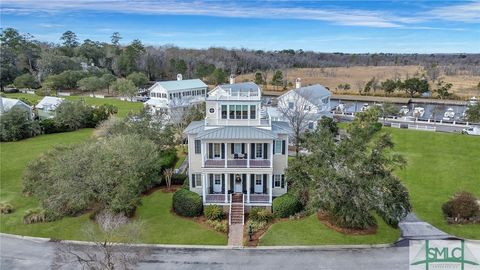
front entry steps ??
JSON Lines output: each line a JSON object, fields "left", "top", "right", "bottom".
{"left": 228, "top": 193, "right": 244, "bottom": 246}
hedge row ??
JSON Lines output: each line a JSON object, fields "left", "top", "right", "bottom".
{"left": 172, "top": 188, "right": 203, "bottom": 217}
{"left": 272, "top": 193, "right": 303, "bottom": 218}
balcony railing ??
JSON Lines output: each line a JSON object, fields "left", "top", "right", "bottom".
{"left": 204, "top": 159, "right": 271, "bottom": 168}
{"left": 249, "top": 194, "right": 270, "bottom": 203}
{"left": 205, "top": 194, "right": 228, "bottom": 203}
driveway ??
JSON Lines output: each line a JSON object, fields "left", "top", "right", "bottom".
{"left": 0, "top": 234, "right": 409, "bottom": 270}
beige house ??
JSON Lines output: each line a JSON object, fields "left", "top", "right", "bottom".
{"left": 184, "top": 81, "right": 292, "bottom": 212}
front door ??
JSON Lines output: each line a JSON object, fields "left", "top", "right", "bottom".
{"left": 213, "top": 174, "right": 222, "bottom": 193}
{"left": 254, "top": 175, "right": 263, "bottom": 194}
{"left": 234, "top": 174, "right": 242, "bottom": 193}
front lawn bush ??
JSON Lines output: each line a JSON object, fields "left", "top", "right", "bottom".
{"left": 249, "top": 207, "right": 273, "bottom": 223}
{"left": 442, "top": 192, "right": 480, "bottom": 223}
{"left": 172, "top": 188, "right": 202, "bottom": 217}
{"left": 204, "top": 205, "right": 224, "bottom": 221}
{"left": 246, "top": 219, "right": 267, "bottom": 233}
{"left": 23, "top": 208, "right": 46, "bottom": 224}
{"left": 0, "top": 107, "right": 41, "bottom": 142}
{"left": 272, "top": 193, "right": 303, "bottom": 218}
{"left": 171, "top": 173, "right": 187, "bottom": 186}
{"left": 206, "top": 219, "right": 228, "bottom": 233}
{"left": 0, "top": 202, "right": 14, "bottom": 214}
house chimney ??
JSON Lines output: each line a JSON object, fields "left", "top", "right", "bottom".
{"left": 177, "top": 74, "right": 183, "bottom": 81}
{"left": 229, "top": 74, "right": 235, "bottom": 84}
{"left": 295, "top": 78, "right": 301, "bottom": 89}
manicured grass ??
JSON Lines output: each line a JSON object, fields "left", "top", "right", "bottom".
{"left": 260, "top": 215, "right": 400, "bottom": 246}
{"left": 390, "top": 128, "right": 480, "bottom": 239}
{"left": 0, "top": 130, "right": 226, "bottom": 244}
{"left": 4, "top": 93, "right": 142, "bottom": 117}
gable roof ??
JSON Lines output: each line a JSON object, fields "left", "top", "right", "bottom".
{"left": 280, "top": 84, "right": 331, "bottom": 106}
{"left": 0, "top": 97, "right": 30, "bottom": 113}
{"left": 149, "top": 79, "right": 207, "bottom": 93}
{"left": 218, "top": 82, "right": 260, "bottom": 93}
{"left": 36, "top": 96, "right": 64, "bottom": 110}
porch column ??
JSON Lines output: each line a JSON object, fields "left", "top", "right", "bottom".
{"left": 224, "top": 173, "right": 228, "bottom": 203}
{"left": 201, "top": 141, "right": 205, "bottom": 167}
{"left": 247, "top": 142, "right": 250, "bottom": 168}
{"left": 268, "top": 173, "right": 272, "bottom": 204}
{"left": 202, "top": 173, "right": 206, "bottom": 204}
{"left": 224, "top": 143, "right": 227, "bottom": 168}
{"left": 270, "top": 142, "right": 273, "bottom": 168}
{"left": 247, "top": 174, "right": 251, "bottom": 203}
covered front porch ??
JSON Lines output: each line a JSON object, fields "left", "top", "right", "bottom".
{"left": 202, "top": 173, "right": 272, "bottom": 205}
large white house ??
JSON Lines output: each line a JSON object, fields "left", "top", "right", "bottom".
{"left": 144, "top": 74, "right": 208, "bottom": 121}
{"left": 184, "top": 81, "right": 292, "bottom": 215}
{"left": 269, "top": 78, "right": 332, "bottom": 130}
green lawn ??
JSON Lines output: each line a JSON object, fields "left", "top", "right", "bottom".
{"left": 0, "top": 129, "right": 226, "bottom": 244}
{"left": 4, "top": 93, "right": 142, "bottom": 117}
{"left": 261, "top": 215, "right": 400, "bottom": 246}
{"left": 390, "top": 128, "right": 480, "bottom": 239}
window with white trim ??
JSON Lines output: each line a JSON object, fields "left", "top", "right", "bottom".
{"left": 274, "top": 140, "right": 282, "bottom": 154}
{"left": 274, "top": 175, "right": 281, "bottom": 188}
{"left": 255, "top": 143, "right": 263, "bottom": 158}
{"left": 255, "top": 174, "right": 262, "bottom": 185}
{"left": 213, "top": 143, "right": 221, "bottom": 158}
{"left": 214, "top": 174, "right": 221, "bottom": 185}
{"left": 194, "top": 140, "right": 201, "bottom": 154}
{"left": 234, "top": 143, "right": 242, "bottom": 154}
{"left": 194, "top": 174, "right": 202, "bottom": 186}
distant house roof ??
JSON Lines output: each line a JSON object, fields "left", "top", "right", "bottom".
{"left": 280, "top": 84, "right": 331, "bottom": 107}
{"left": 218, "top": 82, "right": 259, "bottom": 93}
{"left": 36, "top": 96, "right": 64, "bottom": 110}
{"left": 0, "top": 97, "right": 31, "bottom": 114}
{"left": 149, "top": 79, "right": 207, "bottom": 93}
{"left": 184, "top": 121, "right": 205, "bottom": 134}
{"left": 144, "top": 95, "right": 204, "bottom": 109}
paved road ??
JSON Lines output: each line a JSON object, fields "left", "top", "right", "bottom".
{"left": 0, "top": 234, "right": 409, "bottom": 270}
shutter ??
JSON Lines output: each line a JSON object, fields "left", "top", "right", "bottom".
{"left": 250, "top": 175, "right": 254, "bottom": 193}
{"left": 191, "top": 174, "right": 196, "bottom": 188}
{"left": 272, "top": 175, "right": 275, "bottom": 188}
{"left": 282, "top": 140, "right": 286, "bottom": 155}
{"left": 273, "top": 140, "right": 276, "bottom": 154}
{"left": 230, "top": 174, "right": 234, "bottom": 193}
{"left": 208, "top": 143, "right": 213, "bottom": 159}
{"left": 242, "top": 174, "right": 247, "bottom": 193}
{"left": 231, "top": 143, "right": 234, "bottom": 154}
{"left": 281, "top": 175, "right": 285, "bottom": 188}
{"left": 263, "top": 143, "right": 267, "bottom": 159}
{"left": 209, "top": 174, "right": 213, "bottom": 194}
{"left": 241, "top": 143, "right": 245, "bottom": 154}
{"left": 263, "top": 174, "right": 267, "bottom": 194}
{"left": 221, "top": 174, "right": 225, "bottom": 193}
{"left": 251, "top": 143, "right": 255, "bottom": 160}
{"left": 221, "top": 143, "right": 225, "bottom": 159}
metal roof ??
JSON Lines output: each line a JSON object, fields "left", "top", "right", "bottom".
{"left": 293, "top": 84, "right": 331, "bottom": 105}
{"left": 184, "top": 121, "right": 205, "bottom": 134}
{"left": 218, "top": 82, "right": 260, "bottom": 93}
{"left": 196, "top": 126, "right": 278, "bottom": 140}
{"left": 36, "top": 96, "right": 64, "bottom": 110}
{"left": 0, "top": 97, "right": 30, "bottom": 113}
{"left": 271, "top": 121, "right": 293, "bottom": 134}
{"left": 150, "top": 79, "right": 207, "bottom": 93}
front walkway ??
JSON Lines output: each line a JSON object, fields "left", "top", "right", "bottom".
{"left": 398, "top": 213, "right": 451, "bottom": 240}
{"left": 228, "top": 224, "right": 244, "bottom": 247}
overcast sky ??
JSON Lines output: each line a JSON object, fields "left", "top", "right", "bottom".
{"left": 1, "top": 0, "right": 479, "bottom": 53}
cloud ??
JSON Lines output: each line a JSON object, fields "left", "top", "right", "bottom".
{"left": 426, "top": 0, "right": 480, "bottom": 23}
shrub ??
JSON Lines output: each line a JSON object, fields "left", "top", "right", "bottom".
{"left": 206, "top": 219, "right": 228, "bottom": 233}
{"left": 23, "top": 208, "right": 46, "bottom": 224}
{"left": 0, "top": 202, "right": 14, "bottom": 214}
{"left": 0, "top": 107, "right": 41, "bottom": 142}
{"left": 204, "top": 205, "right": 224, "bottom": 221}
{"left": 442, "top": 192, "right": 479, "bottom": 220}
{"left": 249, "top": 207, "right": 273, "bottom": 223}
{"left": 171, "top": 173, "right": 187, "bottom": 186}
{"left": 273, "top": 193, "right": 303, "bottom": 218}
{"left": 172, "top": 188, "right": 202, "bottom": 217}
{"left": 246, "top": 219, "right": 267, "bottom": 233}
{"left": 39, "top": 118, "right": 67, "bottom": 134}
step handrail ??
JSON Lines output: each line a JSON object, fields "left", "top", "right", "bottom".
{"left": 242, "top": 193, "right": 245, "bottom": 225}
{"left": 228, "top": 193, "right": 232, "bottom": 225}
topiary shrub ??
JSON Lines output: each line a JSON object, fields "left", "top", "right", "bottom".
{"left": 273, "top": 193, "right": 303, "bottom": 218}
{"left": 249, "top": 207, "right": 273, "bottom": 223}
{"left": 172, "top": 188, "right": 202, "bottom": 217}
{"left": 23, "top": 208, "right": 46, "bottom": 224}
{"left": 0, "top": 202, "right": 14, "bottom": 214}
{"left": 204, "top": 205, "right": 224, "bottom": 221}
{"left": 442, "top": 192, "right": 480, "bottom": 223}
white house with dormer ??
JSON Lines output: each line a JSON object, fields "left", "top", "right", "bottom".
{"left": 144, "top": 74, "right": 208, "bottom": 121}
{"left": 184, "top": 79, "right": 292, "bottom": 220}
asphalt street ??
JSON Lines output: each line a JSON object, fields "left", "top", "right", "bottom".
{"left": 0, "top": 234, "right": 410, "bottom": 270}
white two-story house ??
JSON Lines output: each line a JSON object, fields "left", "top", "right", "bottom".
{"left": 269, "top": 78, "right": 332, "bottom": 130}
{"left": 145, "top": 74, "right": 208, "bottom": 121}
{"left": 184, "top": 81, "right": 292, "bottom": 211}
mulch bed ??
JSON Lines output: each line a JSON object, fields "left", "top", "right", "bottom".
{"left": 316, "top": 211, "right": 377, "bottom": 235}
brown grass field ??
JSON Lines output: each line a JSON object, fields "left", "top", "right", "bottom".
{"left": 236, "top": 66, "right": 480, "bottom": 98}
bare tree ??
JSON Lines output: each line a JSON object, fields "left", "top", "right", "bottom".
{"left": 53, "top": 213, "right": 147, "bottom": 270}
{"left": 277, "top": 91, "right": 314, "bottom": 156}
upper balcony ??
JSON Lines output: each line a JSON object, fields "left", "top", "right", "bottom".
{"left": 201, "top": 142, "right": 274, "bottom": 169}
{"left": 206, "top": 82, "right": 261, "bottom": 101}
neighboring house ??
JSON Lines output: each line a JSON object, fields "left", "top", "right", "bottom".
{"left": 270, "top": 79, "right": 332, "bottom": 130}
{"left": 184, "top": 80, "right": 292, "bottom": 211}
{"left": 0, "top": 97, "right": 32, "bottom": 119}
{"left": 35, "top": 96, "right": 64, "bottom": 119}
{"left": 144, "top": 74, "right": 208, "bottom": 122}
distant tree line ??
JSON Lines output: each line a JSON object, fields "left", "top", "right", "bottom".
{"left": 2, "top": 28, "right": 480, "bottom": 93}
